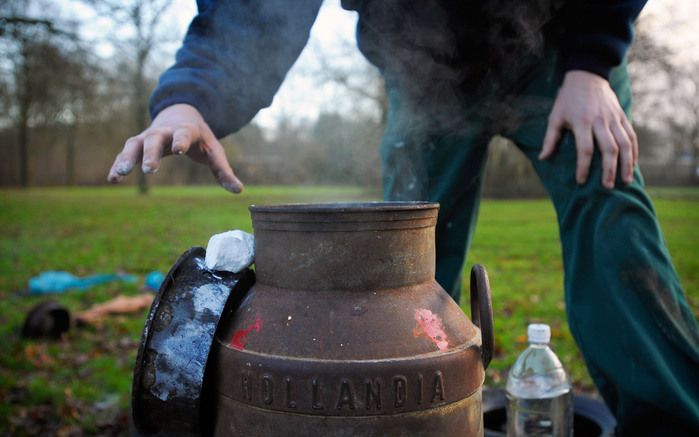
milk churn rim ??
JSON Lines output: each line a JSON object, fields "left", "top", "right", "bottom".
{"left": 250, "top": 201, "right": 439, "bottom": 214}
{"left": 249, "top": 202, "right": 439, "bottom": 231}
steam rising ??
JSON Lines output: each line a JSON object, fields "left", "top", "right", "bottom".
{"left": 353, "top": 0, "right": 564, "bottom": 135}
{"left": 346, "top": 0, "right": 565, "bottom": 199}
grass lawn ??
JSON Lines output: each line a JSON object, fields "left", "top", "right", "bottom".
{"left": 1, "top": 185, "right": 697, "bottom": 434}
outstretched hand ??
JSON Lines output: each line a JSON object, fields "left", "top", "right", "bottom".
{"left": 540, "top": 70, "right": 638, "bottom": 189}
{"left": 108, "top": 104, "right": 244, "bottom": 193}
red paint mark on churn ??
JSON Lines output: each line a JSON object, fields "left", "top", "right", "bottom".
{"left": 413, "top": 308, "right": 449, "bottom": 352}
{"left": 230, "top": 316, "right": 262, "bottom": 351}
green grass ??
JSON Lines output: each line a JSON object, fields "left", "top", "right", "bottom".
{"left": 0, "top": 185, "right": 697, "bottom": 433}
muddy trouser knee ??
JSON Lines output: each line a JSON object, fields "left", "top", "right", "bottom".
{"left": 509, "top": 57, "right": 699, "bottom": 435}
{"left": 380, "top": 51, "right": 699, "bottom": 435}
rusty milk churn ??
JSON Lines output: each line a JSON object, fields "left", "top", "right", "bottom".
{"left": 133, "top": 202, "right": 494, "bottom": 437}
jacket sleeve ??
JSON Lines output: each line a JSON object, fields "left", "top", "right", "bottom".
{"left": 560, "top": 0, "right": 647, "bottom": 79}
{"left": 149, "top": 0, "right": 323, "bottom": 138}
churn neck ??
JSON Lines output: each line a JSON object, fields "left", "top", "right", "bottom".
{"left": 250, "top": 202, "right": 439, "bottom": 291}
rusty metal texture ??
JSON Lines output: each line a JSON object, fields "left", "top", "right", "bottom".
{"left": 212, "top": 344, "right": 483, "bottom": 416}
{"left": 470, "top": 264, "right": 494, "bottom": 369}
{"left": 131, "top": 247, "right": 255, "bottom": 436}
{"left": 250, "top": 202, "right": 438, "bottom": 291}
{"left": 214, "top": 388, "right": 484, "bottom": 437}
{"left": 207, "top": 202, "right": 491, "bottom": 436}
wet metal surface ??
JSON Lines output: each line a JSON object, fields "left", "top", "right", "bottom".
{"left": 132, "top": 247, "right": 254, "bottom": 436}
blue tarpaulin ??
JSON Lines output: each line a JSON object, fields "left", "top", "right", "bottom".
{"left": 28, "top": 271, "right": 138, "bottom": 294}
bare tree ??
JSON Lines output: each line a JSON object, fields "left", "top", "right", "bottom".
{"left": 286, "top": 36, "right": 386, "bottom": 188}
{"left": 0, "top": 1, "right": 91, "bottom": 187}
{"left": 60, "top": 55, "right": 102, "bottom": 185}
{"left": 85, "top": 0, "right": 175, "bottom": 194}
{"left": 629, "top": 18, "right": 699, "bottom": 177}
{"left": 307, "top": 37, "right": 388, "bottom": 126}
{"left": 668, "top": 67, "right": 699, "bottom": 172}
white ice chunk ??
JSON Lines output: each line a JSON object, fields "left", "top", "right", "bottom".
{"left": 204, "top": 230, "right": 255, "bottom": 273}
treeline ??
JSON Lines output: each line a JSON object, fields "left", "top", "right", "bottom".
{"left": 1, "top": 1, "right": 697, "bottom": 194}
{"left": 0, "top": 0, "right": 165, "bottom": 190}
{"left": 0, "top": 0, "right": 389, "bottom": 190}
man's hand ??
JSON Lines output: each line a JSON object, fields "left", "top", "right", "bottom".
{"left": 107, "top": 104, "right": 244, "bottom": 193}
{"left": 539, "top": 70, "right": 638, "bottom": 189}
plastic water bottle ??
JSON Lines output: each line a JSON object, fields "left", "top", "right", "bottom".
{"left": 506, "top": 324, "right": 573, "bottom": 436}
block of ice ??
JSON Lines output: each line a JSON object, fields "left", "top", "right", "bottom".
{"left": 204, "top": 230, "right": 255, "bottom": 273}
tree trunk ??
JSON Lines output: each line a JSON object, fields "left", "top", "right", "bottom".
{"left": 134, "top": 54, "right": 149, "bottom": 195}
{"left": 17, "top": 44, "right": 31, "bottom": 188}
{"left": 65, "top": 122, "right": 77, "bottom": 186}
{"left": 17, "top": 111, "right": 29, "bottom": 188}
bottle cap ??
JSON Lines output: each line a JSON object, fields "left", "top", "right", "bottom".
{"left": 528, "top": 323, "right": 551, "bottom": 344}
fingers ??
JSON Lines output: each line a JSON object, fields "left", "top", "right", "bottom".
{"left": 172, "top": 127, "right": 194, "bottom": 155}
{"left": 592, "top": 120, "right": 618, "bottom": 189}
{"left": 620, "top": 116, "right": 638, "bottom": 168}
{"left": 546, "top": 70, "right": 638, "bottom": 190}
{"left": 570, "top": 118, "right": 633, "bottom": 189}
{"left": 108, "top": 103, "right": 242, "bottom": 193}
{"left": 610, "top": 119, "right": 634, "bottom": 184}
{"left": 540, "top": 112, "right": 564, "bottom": 160}
{"left": 142, "top": 131, "right": 171, "bottom": 174}
{"left": 108, "top": 136, "right": 144, "bottom": 183}
{"left": 202, "top": 133, "right": 244, "bottom": 193}
{"left": 573, "top": 125, "right": 594, "bottom": 185}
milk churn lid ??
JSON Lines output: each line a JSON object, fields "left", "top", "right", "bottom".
{"left": 131, "top": 247, "right": 255, "bottom": 436}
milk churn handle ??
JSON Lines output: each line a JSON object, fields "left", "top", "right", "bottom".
{"left": 470, "top": 264, "right": 494, "bottom": 369}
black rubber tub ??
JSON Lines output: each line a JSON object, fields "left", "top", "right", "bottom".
{"left": 483, "top": 388, "right": 616, "bottom": 437}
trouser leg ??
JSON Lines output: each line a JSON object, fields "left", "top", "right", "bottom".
{"left": 509, "top": 61, "right": 699, "bottom": 436}
{"left": 380, "top": 89, "right": 490, "bottom": 303}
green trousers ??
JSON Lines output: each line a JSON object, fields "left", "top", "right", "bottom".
{"left": 380, "top": 51, "right": 699, "bottom": 435}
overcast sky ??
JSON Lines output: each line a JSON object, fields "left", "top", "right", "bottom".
{"left": 66, "top": 0, "right": 698, "bottom": 130}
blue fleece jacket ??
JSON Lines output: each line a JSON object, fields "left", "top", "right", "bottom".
{"left": 150, "top": 0, "right": 647, "bottom": 139}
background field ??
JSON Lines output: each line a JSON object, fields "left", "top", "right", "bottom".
{"left": 1, "top": 186, "right": 697, "bottom": 435}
